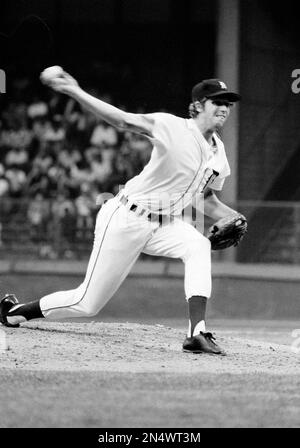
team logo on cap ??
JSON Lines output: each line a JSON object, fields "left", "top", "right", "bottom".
{"left": 218, "top": 81, "right": 227, "bottom": 90}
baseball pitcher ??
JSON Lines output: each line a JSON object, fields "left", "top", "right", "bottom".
{"left": 0, "top": 70, "right": 245, "bottom": 355}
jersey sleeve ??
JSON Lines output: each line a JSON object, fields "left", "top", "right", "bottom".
{"left": 143, "top": 112, "right": 179, "bottom": 152}
{"left": 209, "top": 160, "right": 230, "bottom": 191}
{"left": 209, "top": 136, "right": 231, "bottom": 191}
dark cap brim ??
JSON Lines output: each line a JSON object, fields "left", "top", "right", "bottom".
{"left": 206, "top": 91, "right": 241, "bottom": 102}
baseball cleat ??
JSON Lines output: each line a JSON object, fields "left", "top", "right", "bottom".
{"left": 0, "top": 294, "right": 20, "bottom": 328}
{"left": 182, "top": 332, "right": 226, "bottom": 355}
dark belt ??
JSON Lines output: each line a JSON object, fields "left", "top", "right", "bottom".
{"left": 118, "top": 194, "right": 165, "bottom": 225}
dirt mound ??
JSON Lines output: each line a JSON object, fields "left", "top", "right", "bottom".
{"left": 1, "top": 321, "right": 299, "bottom": 374}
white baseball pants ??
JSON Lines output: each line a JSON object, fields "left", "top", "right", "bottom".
{"left": 40, "top": 196, "right": 211, "bottom": 319}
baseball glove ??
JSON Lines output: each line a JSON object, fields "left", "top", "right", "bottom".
{"left": 206, "top": 213, "right": 247, "bottom": 250}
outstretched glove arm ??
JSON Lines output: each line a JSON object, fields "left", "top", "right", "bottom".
{"left": 203, "top": 189, "right": 238, "bottom": 221}
{"left": 202, "top": 190, "right": 248, "bottom": 250}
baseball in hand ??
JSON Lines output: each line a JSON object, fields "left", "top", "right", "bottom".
{"left": 40, "top": 65, "right": 64, "bottom": 83}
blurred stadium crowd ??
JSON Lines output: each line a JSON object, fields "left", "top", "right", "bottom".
{"left": 0, "top": 78, "right": 152, "bottom": 258}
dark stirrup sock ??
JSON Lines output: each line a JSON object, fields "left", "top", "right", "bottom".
{"left": 7, "top": 300, "right": 44, "bottom": 321}
{"left": 188, "top": 295, "right": 207, "bottom": 337}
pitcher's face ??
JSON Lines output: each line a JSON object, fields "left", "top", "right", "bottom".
{"left": 202, "top": 98, "right": 233, "bottom": 130}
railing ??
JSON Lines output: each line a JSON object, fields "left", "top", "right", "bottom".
{"left": 0, "top": 198, "right": 96, "bottom": 260}
{"left": 1, "top": 198, "right": 300, "bottom": 264}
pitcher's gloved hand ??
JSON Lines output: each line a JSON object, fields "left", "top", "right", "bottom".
{"left": 206, "top": 213, "right": 248, "bottom": 250}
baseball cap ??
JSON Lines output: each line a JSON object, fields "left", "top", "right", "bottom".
{"left": 192, "top": 79, "right": 241, "bottom": 102}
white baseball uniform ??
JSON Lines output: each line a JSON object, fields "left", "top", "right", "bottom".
{"left": 40, "top": 113, "right": 230, "bottom": 320}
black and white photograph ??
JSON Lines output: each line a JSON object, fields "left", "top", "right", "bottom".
{"left": 0, "top": 0, "right": 300, "bottom": 434}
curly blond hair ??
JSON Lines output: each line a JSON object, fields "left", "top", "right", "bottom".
{"left": 188, "top": 99, "right": 207, "bottom": 118}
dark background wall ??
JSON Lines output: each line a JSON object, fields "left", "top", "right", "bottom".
{"left": 239, "top": 0, "right": 300, "bottom": 201}
{"left": 0, "top": 0, "right": 216, "bottom": 114}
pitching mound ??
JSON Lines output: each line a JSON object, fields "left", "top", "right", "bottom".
{"left": 1, "top": 321, "right": 299, "bottom": 374}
